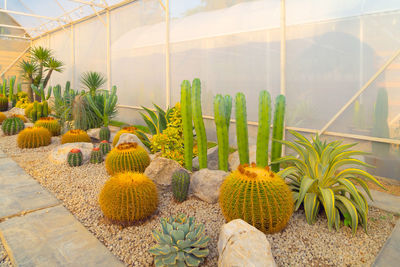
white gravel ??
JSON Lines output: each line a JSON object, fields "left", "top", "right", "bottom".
{"left": 0, "top": 240, "right": 11, "bottom": 267}
{"left": 0, "top": 135, "right": 398, "bottom": 267}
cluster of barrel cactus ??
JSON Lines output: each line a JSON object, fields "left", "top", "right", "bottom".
{"left": 90, "top": 147, "right": 103, "bottom": 164}
{"left": 1, "top": 117, "right": 25, "bottom": 135}
{"left": 99, "top": 172, "right": 158, "bottom": 223}
{"left": 171, "top": 169, "right": 190, "bottom": 202}
{"left": 34, "top": 117, "right": 61, "bottom": 136}
{"left": 67, "top": 148, "right": 83, "bottom": 167}
{"left": 0, "top": 76, "right": 22, "bottom": 110}
{"left": 105, "top": 142, "right": 150, "bottom": 175}
{"left": 17, "top": 127, "right": 51, "bottom": 148}
{"left": 61, "top": 129, "right": 91, "bottom": 144}
{"left": 99, "top": 140, "right": 111, "bottom": 155}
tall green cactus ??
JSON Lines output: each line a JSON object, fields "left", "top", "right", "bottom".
{"left": 181, "top": 80, "right": 193, "bottom": 171}
{"left": 191, "top": 78, "right": 207, "bottom": 169}
{"left": 9, "top": 76, "right": 15, "bottom": 103}
{"left": 372, "top": 88, "right": 390, "bottom": 156}
{"left": 32, "top": 83, "right": 52, "bottom": 102}
{"left": 235, "top": 92, "right": 249, "bottom": 165}
{"left": 1, "top": 78, "right": 6, "bottom": 96}
{"left": 271, "top": 95, "right": 286, "bottom": 172}
{"left": 214, "top": 94, "right": 232, "bottom": 171}
{"left": 256, "top": 90, "right": 271, "bottom": 167}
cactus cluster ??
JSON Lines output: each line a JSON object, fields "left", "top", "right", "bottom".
{"left": 219, "top": 163, "right": 293, "bottom": 234}
{"left": 34, "top": 117, "right": 61, "bottom": 136}
{"left": 99, "top": 140, "right": 111, "bottom": 155}
{"left": 214, "top": 94, "right": 232, "bottom": 171}
{"left": 17, "top": 127, "right": 51, "bottom": 148}
{"left": 28, "top": 101, "right": 49, "bottom": 122}
{"left": 99, "top": 172, "right": 158, "bottom": 223}
{"left": 61, "top": 129, "right": 91, "bottom": 144}
{"left": 90, "top": 147, "right": 103, "bottom": 164}
{"left": 149, "top": 214, "right": 210, "bottom": 267}
{"left": 105, "top": 142, "right": 150, "bottom": 175}
{"left": 31, "top": 83, "right": 52, "bottom": 102}
{"left": 67, "top": 148, "right": 83, "bottom": 167}
{"left": 112, "top": 126, "right": 138, "bottom": 146}
{"left": 171, "top": 169, "right": 190, "bottom": 202}
{"left": 1, "top": 117, "right": 25, "bottom": 135}
{"left": 99, "top": 126, "right": 110, "bottom": 141}
{"left": 0, "top": 112, "right": 6, "bottom": 124}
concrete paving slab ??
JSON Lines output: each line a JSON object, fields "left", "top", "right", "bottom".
{"left": 367, "top": 189, "right": 400, "bottom": 214}
{"left": 0, "top": 206, "right": 124, "bottom": 267}
{"left": 373, "top": 220, "right": 400, "bottom": 267}
{"left": 0, "top": 149, "right": 6, "bottom": 158}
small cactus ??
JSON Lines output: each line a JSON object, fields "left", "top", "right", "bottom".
{"left": 1, "top": 117, "right": 25, "bottom": 135}
{"left": 61, "top": 129, "right": 91, "bottom": 144}
{"left": 99, "top": 140, "right": 111, "bottom": 155}
{"left": 17, "top": 127, "right": 51, "bottom": 148}
{"left": 99, "top": 126, "right": 110, "bottom": 141}
{"left": 90, "top": 147, "right": 103, "bottom": 164}
{"left": 67, "top": 148, "right": 83, "bottom": 167}
{"left": 171, "top": 169, "right": 190, "bottom": 202}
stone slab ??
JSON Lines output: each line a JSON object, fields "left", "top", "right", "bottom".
{"left": 0, "top": 157, "right": 59, "bottom": 219}
{"left": 366, "top": 188, "right": 400, "bottom": 214}
{"left": 0, "top": 206, "right": 124, "bottom": 267}
{"left": 373, "top": 220, "right": 400, "bottom": 267}
{"left": 0, "top": 149, "right": 6, "bottom": 158}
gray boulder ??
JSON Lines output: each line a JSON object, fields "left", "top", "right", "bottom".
{"left": 190, "top": 169, "right": 228, "bottom": 203}
{"left": 49, "top": 142, "right": 93, "bottom": 164}
{"left": 115, "top": 133, "right": 149, "bottom": 152}
{"left": 144, "top": 157, "right": 185, "bottom": 186}
{"left": 192, "top": 146, "right": 219, "bottom": 170}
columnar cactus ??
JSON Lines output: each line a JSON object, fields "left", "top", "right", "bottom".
{"left": 29, "top": 101, "right": 49, "bottom": 122}
{"left": 181, "top": 80, "right": 193, "bottom": 171}
{"left": 0, "top": 94, "right": 8, "bottom": 111}
{"left": 191, "top": 78, "right": 207, "bottom": 169}
{"left": 99, "top": 126, "right": 110, "bottom": 141}
{"left": 256, "top": 90, "right": 271, "bottom": 167}
{"left": 61, "top": 129, "right": 91, "bottom": 144}
{"left": 90, "top": 147, "right": 103, "bottom": 164}
{"left": 171, "top": 169, "right": 190, "bottom": 202}
{"left": 8, "top": 76, "right": 15, "bottom": 105}
{"left": 235, "top": 92, "right": 249, "bottom": 165}
{"left": 219, "top": 163, "right": 293, "bottom": 233}
{"left": 99, "top": 172, "right": 158, "bottom": 223}
{"left": 17, "top": 127, "right": 51, "bottom": 148}
{"left": 214, "top": 94, "right": 232, "bottom": 171}
{"left": 1, "top": 117, "right": 25, "bottom": 135}
{"left": 99, "top": 140, "right": 111, "bottom": 155}
{"left": 112, "top": 126, "right": 138, "bottom": 146}
{"left": 34, "top": 117, "right": 61, "bottom": 136}
{"left": 270, "top": 94, "right": 286, "bottom": 172}
{"left": 32, "top": 83, "right": 52, "bottom": 102}
{"left": 67, "top": 148, "right": 83, "bottom": 167}
{"left": 105, "top": 142, "right": 150, "bottom": 175}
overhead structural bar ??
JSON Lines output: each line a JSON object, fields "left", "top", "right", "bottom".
{"left": 0, "top": 8, "right": 67, "bottom": 22}
{"left": 0, "top": 23, "right": 33, "bottom": 30}
{"left": 68, "top": 0, "right": 107, "bottom": 9}
{"left": 0, "top": 34, "right": 30, "bottom": 40}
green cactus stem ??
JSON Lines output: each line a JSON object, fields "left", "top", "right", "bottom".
{"left": 191, "top": 78, "right": 207, "bottom": 169}
{"left": 270, "top": 94, "right": 286, "bottom": 172}
{"left": 171, "top": 169, "right": 190, "bottom": 202}
{"left": 214, "top": 94, "right": 231, "bottom": 171}
{"left": 256, "top": 90, "right": 271, "bottom": 168}
{"left": 181, "top": 80, "right": 193, "bottom": 171}
{"left": 100, "top": 126, "right": 111, "bottom": 141}
{"left": 90, "top": 148, "right": 103, "bottom": 164}
{"left": 235, "top": 92, "right": 249, "bottom": 165}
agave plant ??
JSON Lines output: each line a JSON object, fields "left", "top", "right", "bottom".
{"left": 274, "top": 130, "right": 385, "bottom": 234}
{"left": 149, "top": 214, "right": 210, "bottom": 267}
{"left": 80, "top": 71, "right": 106, "bottom": 97}
{"left": 85, "top": 86, "right": 118, "bottom": 127}
{"left": 139, "top": 104, "right": 173, "bottom": 135}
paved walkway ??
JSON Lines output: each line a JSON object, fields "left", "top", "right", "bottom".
{"left": 0, "top": 150, "right": 123, "bottom": 267}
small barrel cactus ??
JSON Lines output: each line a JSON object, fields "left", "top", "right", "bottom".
{"left": 17, "top": 127, "right": 51, "bottom": 148}
{"left": 105, "top": 142, "right": 150, "bottom": 175}
{"left": 61, "top": 129, "right": 91, "bottom": 144}
{"left": 10, "top": 114, "right": 28, "bottom": 123}
{"left": 0, "top": 95, "right": 8, "bottom": 111}
{"left": 149, "top": 214, "right": 210, "bottom": 267}
{"left": 219, "top": 163, "right": 294, "bottom": 234}
{"left": 2, "top": 117, "right": 25, "bottom": 135}
{"left": 99, "top": 140, "right": 111, "bottom": 155}
{"left": 0, "top": 112, "right": 6, "bottom": 124}
{"left": 171, "top": 169, "right": 190, "bottom": 202}
{"left": 112, "top": 126, "right": 138, "bottom": 146}
{"left": 90, "top": 147, "right": 103, "bottom": 164}
{"left": 99, "top": 172, "right": 158, "bottom": 223}
{"left": 67, "top": 148, "right": 83, "bottom": 167}
{"left": 34, "top": 117, "right": 61, "bottom": 136}
{"left": 99, "top": 126, "right": 110, "bottom": 141}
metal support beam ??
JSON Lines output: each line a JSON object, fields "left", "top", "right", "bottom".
{"left": 0, "top": 46, "right": 30, "bottom": 78}
{"left": 0, "top": 34, "right": 30, "bottom": 40}
{"left": 165, "top": 0, "right": 171, "bottom": 108}
{"left": 90, "top": 5, "right": 106, "bottom": 26}
{"left": 0, "top": 9, "right": 67, "bottom": 22}
{"left": 280, "top": 0, "right": 286, "bottom": 96}
{"left": 0, "top": 23, "right": 33, "bottom": 30}
{"left": 106, "top": 10, "right": 111, "bottom": 90}
{"left": 68, "top": 0, "right": 107, "bottom": 9}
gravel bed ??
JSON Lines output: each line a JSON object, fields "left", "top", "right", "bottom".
{"left": 0, "top": 239, "right": 11, "bottom": 267}
{"left": 0, "top": 135, "right": 398, "bottom": 267}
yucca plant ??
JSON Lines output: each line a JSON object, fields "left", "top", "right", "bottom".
{"left": 80, "top": 71, "right": 106, "bottom": 97}
{"left": 139, "top": 104, "right": 173, "bottom": 135}
{"left": 85, "top": 86, "right": 118, "bottom": 127}
{"left": 274, "top": 130, "right": 385, "bottom": 234}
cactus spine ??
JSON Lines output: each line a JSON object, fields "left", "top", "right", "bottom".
{"left": 181, "top": 80, "right": 193, "bottom": 171}
{"left": 191, "top": 78, "right": 207, "bottom": 169}
{"left": 67, "top": 148, "right": 83, "bottom": 167}
{"left": 17, "top": 127, "right": 51, "bottom": 148}
{"left": 99, "top": 126, "right": 110, "bottom": 141}
{"left": 171, "top": 169, "right": 190, "bottom": 202}
{"left": 256, "top": 91, "right": 271, "bottom": 167}
{"left": 90, "top": 148, "right": 103, "bottom": 164}
{"left": 235, "top": 92, "right": 249, "bottom": 165}
{"left": 270, "top": 95, "right": 286, "bottom": 172}
{"left": 99, "top": 140, "right": 111, "bottom": 155}
{"left": 1, "top": 117, "right": 25, "bottom": 135}
{"left": 372, "top": 88, "right": 390, "bottom": 156}
{"left": 214, "top": 94, "right": 232, "bottom": 171}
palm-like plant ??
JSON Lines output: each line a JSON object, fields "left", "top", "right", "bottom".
{"left": 80, "top": 71, "right": 106, "bottom": 96}
{"left": 43, "top": 57, "right": 64, "bottom": 88}
{"left": 275, "top": 130, "right": 385, "bottom": 234}
{"left": 19, "top": 60, "right": 38, "bottom": 101}
{"left": 30, "top": 46, "right": 52, "bottom": 87}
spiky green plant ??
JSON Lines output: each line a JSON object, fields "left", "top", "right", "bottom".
{"left": 172, "top": 169, "right": 190, "bottom": 202}
{"left": 2, "top": 117, "right": 25, "bottom": 135}
{"left": 191, "top": 78, "right": 207, "bottom": 169}
{"left": 214, "top": 94, "right": 232, "bottom": 171}
{"left": 149, "top": 214, "right": 210, "bottom": 267}
{"left": 80, "top": 71, "right": 106, "bottom": 97}
{"left": 90, "top": 147, "right": 103, "bottom": 164}
{"left": 235, "top": 92, "right": 249, "bottom": 165}
{"left": 67, "top": 148, "right": 83, "bottom": 167}
{"left": 181, "top": 80, "right": 193, "bottom": 171}
{"left": 139, "top": 104, "right": 173, "bottom": 135}
{"left": 274, "top": 130, "right": 386, "bottom": 234}
{"left": 99, "top": 140, "right": 111, "bottom": 155}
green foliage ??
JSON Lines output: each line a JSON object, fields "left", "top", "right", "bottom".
{"left": 172, "top": 169, "right": 190, "bottom": 202}
{"left": 235, "top": 92, "right": 249, "bottom": 165}
{"left": 67, "top": 149, "right": 83, "bottom": 167}
{"left": 85, "top": 86, "right": 118, "bottom": 128}
{"left": 90, "top": 148, "right": 103, "bottom": 164}
{"left": 372, "top": 88, "right": 390, "bottom": 156}
{"left": 191, "top": 78, "right": 207, "bottom": 169}
{"left": 52, "top": 81, "right": 77, "bottom": 130}
{"left": 1, "top": 117, "right": 25, "bottom": 135}
{"left": 275, "top": 130, "right": 386, "bottom": 234}
{"left": 31, "top": 83, "right": 52, "bottom": 101}
{"left": 15, "top": 91, "right": 30, "bottom": 109}
{"left": 139, "top": 103, "right": 173, "bottom": 135}
{"left": 270, "top": 94, "right": 286, "bottom": 172}
{"left": 0, "top": 95, "right": 7, "bottom": 111}
{"left": 214, "top": 94, "right": 232, "bottom": 171}
{"left": 149, "top": 214, "right": 210, "bottom": 267}
{"left": 80, "top": 71, "right": 106, "bottom": 96}
{"left": 181, "top": 80, "right": 193, "bottom": 171}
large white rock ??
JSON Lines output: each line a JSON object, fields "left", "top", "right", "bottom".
{"left": 192, "top": 146, "right": 219, "bottom": 170}
{"left": 24, "top": 123, "right": 34, "bottom": 128}
{"left": 228, "top": 145, "right": 257, "bottom": 171}
{"left": 49, "top": 142, "right": 93, "bottom": 164}
{"left": 218, "top": 219, "right": 276, "bottom": 267}
{"left": 7, "top": 107, "right": 25, "bottom": 116}
{"left": 115, "top": 133, "right": 149, "bottom": 152}
{"left": 144, "top": 157, "right": 185, "bottom": 186}
{"left": 190, "top": 169, "right": 228, "bottom": 203}
{"left": 87, "top": 126, "right": 120, "bottom": 141}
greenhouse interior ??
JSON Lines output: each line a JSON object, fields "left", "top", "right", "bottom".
{"left": 0, "top": 0, "right": 399, "bottom": 266}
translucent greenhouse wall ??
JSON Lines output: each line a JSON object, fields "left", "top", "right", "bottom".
{"left": 23, "top": 0, "right": 400, "bottom": 179}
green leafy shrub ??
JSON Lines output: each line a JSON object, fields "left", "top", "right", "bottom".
{"left": 139, "top": 103, "right": 173, "bottom": 135}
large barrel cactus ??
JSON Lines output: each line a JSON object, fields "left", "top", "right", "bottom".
{"left": 0, "top": 112, "right": 6, "bottom": 124}
{"left": 112, "top": 126, "right": 138, "bottom": 146}
{"left": 61, "top": 129, "right": 91, "bottom": 144}
{"left": 219, "top": 163, "right": 293, "bottom": 233}
{"left": 2, "top": 117, "right": 25, "bottom": 135}
{"left": 17, "top": 127, "right": 51, "bottom": 148}
{"left": 105, "top": 142, "right": 150, "bottom": 175}
{"left": 67, "top": 148, "right": 83, "bottom": 167}
{"left": 99, "top": 140, "right": 111, "bottom": 155}
{"left": 171, "top": 169, "right": 190, "bottom": 202}
{"left": 90, "top": 147, "right": 103, "bottom": 164}
{"left": 99, "top": 172, "right": 158, "bottom": 223}
{"left": 34, "top": 117, "right": 61, "bottom": 136}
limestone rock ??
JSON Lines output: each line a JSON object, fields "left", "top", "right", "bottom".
{"left": 190, "top": 169, "right": 228, "bottom": 203}
{"left": 49, "top": 142, "right": 93, "bottom": 164}
{"left": 24, "top": 123, "right": 34, "bottom": 128}
{"left": 218, "top": 219, "right": 276, "bottom": 267}
{"left": 228, "top": 145, "right": 257, "bottom": 170}
{"left": 7, "top": 107, "right": 25, "bottom": 116}
{"left": 144, "top": 157, "right": 184, "bottom": 186}
{"left": 115, "top": 133, "right": 149, "bottom": 152}
{"left": 193, "top": 146, "right": 219, "bottom": 170}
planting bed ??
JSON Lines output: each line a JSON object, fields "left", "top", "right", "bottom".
{"left": 0, "top": 135, "right": 398, "bottom": 267}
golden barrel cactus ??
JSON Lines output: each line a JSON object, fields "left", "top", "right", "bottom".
{"left": 61, "top": 129, "right": 91, "bottom": 144}
{"left": 0, "top": 112, "right": 6, "bottom": 124}
{"left": 105, "top": 142, "right": 150, "bottom": 175}
{"left": 17, "top": 127, "right": 51, "bottom": 148}
{"left": 34, "top": 117, "right": 61, "bottom": 136}
{"left": 112, "top": 126, "right": 138, "bottom": 146}
{"left": 99, "top": 172, "right": 158, "bottom": 223}
{"left": 219, "top": 163, "right": 294, "bottom": 234}
{"left": 10, "top": 114, "right": 28, "bottom": 122}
